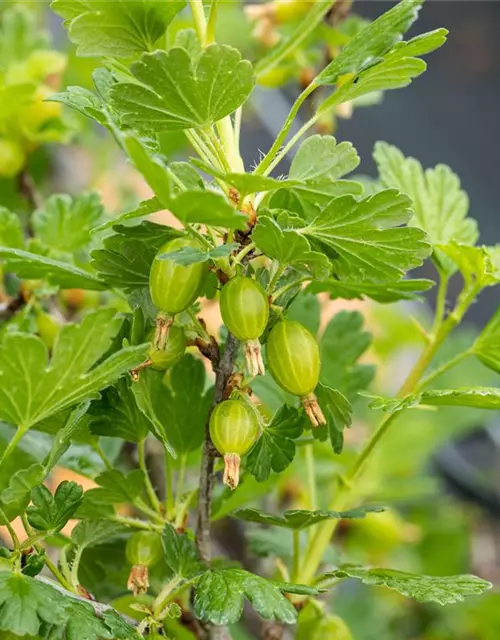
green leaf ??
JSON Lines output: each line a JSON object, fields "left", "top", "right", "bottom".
{"left": 436, "top": 243, "right": 500, "bottom": 288}
{"left": 88, "top": 378, "right": 150, "bottom": 443}
{"left": 0, "top": 309, "right": 147, "bottom": 429}
{"left": 308, "top": 277, "right": 435, "bottom": 303}
{"left": 0, "top": 573, "right": 67, "bottom": 636}
{"left": 318, "top": 29, "right": 447, "bottom": 111}
{"left": 27, "top": 481, "right": 83, "bottom": 532}
{"left": 157, "top": 242, "right": 238, "bottom": 266}
{"left": 33, "top": 193, "right": 104, "bottom": 254}
{"left": 315, "top": 384, "right": 353, "bottom": 454}
{"left": 319, "top": 311, "right": 375, "bottom": 400}
{"left": 44, "top": 402, "right": 92, "bottom": 473}
{"left": 298, "top": 190, "right": 432, "bottom": 281}
{"left": 123, "top": 137, "right": 171, "bottom": 208}
{"left": 169, "top": 190, "right": 247, "bottom": 229}
{"left": 84, "top": 469, "right": 145, "bottom": 505}
{"left": 191, "top": 158, "right": 299, "bottom": 199}
{"left": 368, "top": 387, "right": 500, "bottom": 413}
{"left": 163, "top": 524, "right": 204, "bottom": 580}
{"left": 111, "top": 44, "right": 254, "bottom": 132}
{"left": 329, "top": 565, "right": 491, "bottom": 605}
{"left": 133, "top": 356, "right": 212, "bottom": 455}
{"left": 52, "top": 0, "right": 186, "bottom": 57}
{"left": 0, "top": 208, "right": 24, "bottom": 249}
{"left": 193, "top": 568, "right": 298, "bottom": 625}
{"left": 374, "top": 143, "right": 477, "bottom": 273}
{"left": 316, "top": 0, "right": 425, "bottom": 85}
{"left": 246, "top": 405, "right": 304, "bottom": 482}
{"left": 91, "top": 222, "right": 179, "bottom": 292}
{"left": 253, "top": 215, "right": 331, "bottom": 279}
{"left": 232, "top": 505, "right": 385, "bottom": 530}
{"left": 473, "top": 306, "right": 500, "bottom": 374}
{"left": 0, "top": 464, "right": 44, "bottom": 524}
{"left": 92, "top": 198, "right": 162, "bottom": 233}
{"left": 71, "top": 519, "right": 125, "bottom": 549}
{"left": 0, "top": 248, "right": 107, "bottom": 290}
{"left": 63, "top": 599, "right": 139, "bottom": 640}
{"left": 49, "top": 85, "right": 108, "bottom": 126}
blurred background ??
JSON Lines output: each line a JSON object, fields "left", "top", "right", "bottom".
{"left": 0, "top": 1, "right": 499, "bottom": 638}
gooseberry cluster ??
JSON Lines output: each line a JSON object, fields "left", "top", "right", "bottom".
{"left": 147, "top": 236, "right": 325, "bottom": 489}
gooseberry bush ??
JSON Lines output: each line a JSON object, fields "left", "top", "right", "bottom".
{"left": 0, "top": 1, "right": 498, "bottom": 638}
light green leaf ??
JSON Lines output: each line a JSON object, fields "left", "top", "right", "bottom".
{"left": 33, "top": 193, "right": 104, "bottom": 254}
{"left": 295, "top": 191, "right": 432, "bottom": 281}
{"left": 374, "top": 143, "right": 478, "bottom": 273}
{"left": 49, "top": 85, "right": 108, "bottom": 126}
{"left": 169, "top": 190, "right": 247, "bottom": 229}
{"left": 0, "top": 208, "right": 24, "bottom": 249}
{"left": 246, "top": 405, "right": 304, "bottom": 482}
{"left": 191, "top": 158, "right": 299, "bottom": 199}
{"left": 0, "top": 573, "right": 67, "bottom": 636}
{"left": 368, "top": 387, "right": 500, "bottom": 413}
{"left": 132, "top": 356, "right": 212, "bottom": 455}
{"left": 193, "top": 568, "right": 298, "bottom": 625}
{"left": 252, "top": 215, "right": 331, "bottom": 279}
{"left": 320, "top": 311, "right": 375, "bottom": 400}
{"left": 0, "top": 309, "right": 147, "bottom": 429}
{"left": 0, "top": 464, "right": 44, "bottom": 524}
{"left": 318, "top": 29, "right": 447, "bottom": 111}
{"left": 52, "top": 0, "right": 186, "bottom": 57}
{"left": 329, "top": 565, "right": 491, "bottom": 605}
{"left": 88, "top": 378, "right": 151, "bottom": 443}
{"left": 157, "top": 242, "right": 238, "bottom": 266}
{"left": 163, "top": 524, "right": 204, "bottom": 580}
{"left": 316, "top": 0, "right": 425, "bottom": 85}
{"left": 124, "top": 137, "right": 171, "bottom": 208}
{"left": 308, "top": 278, "right": 435, "bottom": 303}
{"left": 27, "top": 481, "right": 83, "bottom": 532}
{"left": 0, "top": 248, "right": 107, "bottom": 290}
{"left": 232, "top": 505, "right": 385, "bottom": 530}
{"left": 436, "top": 243, "right": 500, "bottom": 288}
{"left": 111, "top": 44, "right": 254, "bottom": 132}
{"left": 473, "top": 306, "right": 500, "bottom": 374}
{"left": 315, "top": 384, "right": 353, "bottom": 454}
{"left": 83, "top": 469, "right": 145, "bottom": 505}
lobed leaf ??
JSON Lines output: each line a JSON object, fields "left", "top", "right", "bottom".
{"left": 308, "top": 278, "right": 435, "bottom": 303}
{"left": 27, "top": 481, "right": 83, "bottom": 532}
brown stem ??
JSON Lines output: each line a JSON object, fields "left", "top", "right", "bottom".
{"left": 196, "top": 332, "right": 240, "bottom": 563}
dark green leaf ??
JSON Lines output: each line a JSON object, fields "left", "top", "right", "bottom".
{"left": 315, "top": 384, "right": 353, "bottom": 454}
{"left": 246, "top": 405, "right": 304, "bottom": 482}
{"left": 169, "top": 190, "right": 247, "bottom": 229}
{"left": 88, "top": 379, "right": 150, "bottom": 443}
{"left": 329, "top": 565, "right": 491, "bottom": 605}
{"left": 193, "top": 569, "right": 297, "bottom": 625}
{"left": 320, "top": 311, "right": 375, "bottom": 400}
{"left": 52, "top": 0, "right": 186, "bottom": 57}
{"left": 0, "top": 248, "right": 107, "bottom": 290}
{"left": 308, "top": 277, "right": 435, "bottom": 303}
{"left": 133, "top": 356, "right": 212, "bottom": 455}
{"left": 163, "top": 524, "right": 204, "bottom": 580}
{"left": 0, "top": 309, "right": 147, "bottom": 429}
{"left": 71, "top": 519, "right": 125, "bottom": 549}
{"left": 33, "top": 193, "right": 104, "bottom": 253}
{"left": 91, "top": 222, "right": 179, "bottom": 291}
{"left": 0, "top": 464, "right": 44, "bottom": 524}
{"left": 233, "top": 505, "right": 385, "bottom": 530}
{"left": 111, "top": 44, "right": 254, "bottom": 132}
{"left": 123, "top": 137, "right": 171, "bottom": 208}
{"left": 84, "top": 469, "right": 145, "bottom": 505}
{"left": 27, "top": 481, "right": 83, "bottom": 532}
